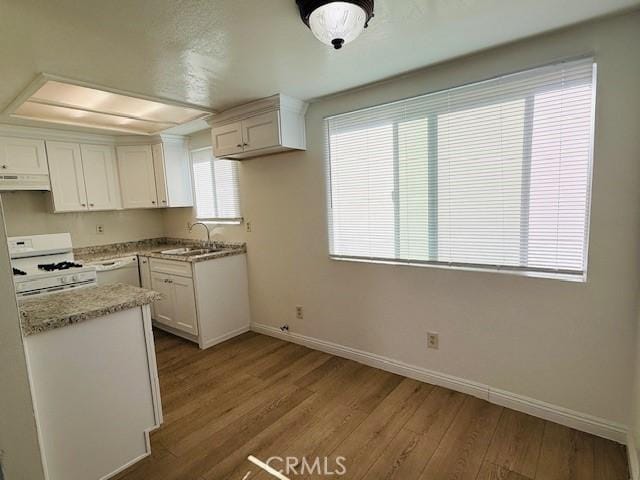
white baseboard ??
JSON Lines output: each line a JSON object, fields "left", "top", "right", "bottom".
{"left": 489, "top": 388, "right": 626, "bottom": 444}
{"left": 251, "top": 322, "right": 627, "bottom": 444}
{"left": 152, "top": 321, "right": 198, "bottom": 343}
{"left": 200, "top": 325, "right": 251, "bottom": 350}
{"left": 628, "top": 432, "right": 639, "bottom": 480}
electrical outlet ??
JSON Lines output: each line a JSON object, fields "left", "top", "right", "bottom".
{"left": 246, "top": 221, "right": 252, "bottom": 233}
{"left": 427, "top": 332, "right": 439, "bottom": 349}
{"left": 96, "top": 225, "right": 104, "bottom": 235}
{"left": 296, "top": 305, "right": 304, "bottom": 320}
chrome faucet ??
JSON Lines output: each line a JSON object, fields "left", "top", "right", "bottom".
{"left": 188, "top": 222, "right": 212, "bottom": 242}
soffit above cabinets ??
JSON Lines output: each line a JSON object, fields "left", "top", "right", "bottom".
{"left": 5, "top": 75, "right": 214, "bottom": 136}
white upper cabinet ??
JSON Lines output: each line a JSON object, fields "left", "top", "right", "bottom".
{"left": 242, "top": 111, "right": 280, "bottom": 153}
{"left": 210, "top": 94, "right": 308, "bottom": 160}
{"left": 47, "top": 142, "right": 87, "bottom": 212}
{"left": 0, "top": 136, "right": 48, "bottom": 174}
{"left": 48, "top": 142, "right": 121, "bottom": 212}
{"left": 80, "top": 144, "right": 120, "bottom": 211}
{"left": 0, "top": 128, "right": 193, "bottom": 211}
{"left": 116, "top": 145, "right": 158, "bottom": 209}
{"left": 118, "top": 139, "right": 193, "bottom": 210}
{"left": 211, "top": 122, "right": 243, "bottom": 157}
{"left": 151, "top": 139, "right": 193, "bottom": 208}
{"left": 151, "top": 143, "right": 168, "bottom": 207}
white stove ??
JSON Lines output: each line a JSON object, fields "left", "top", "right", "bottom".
{"left": 9, "top": 233, "right": 97, "bottom": 298}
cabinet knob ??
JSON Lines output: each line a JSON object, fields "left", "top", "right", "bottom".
{"left": 162, "top": 200, "right": 167, "bottom": 204}
{"left": 89, "top": 203, "right": 94, "bottom": 207}
{"left": 236, "top": 144, "right": 243, "bottom": 148}
{"left": 151, "top": 201, "right": 156, "bottom": 204}
{"left": 1, "top": 165, "right": 7, "bottom": 169}
{"left": 243, "top": 143, "right": 249, "bottom": 147}
{"left": 81, "top": 203, "right": 86, "bottom": 207}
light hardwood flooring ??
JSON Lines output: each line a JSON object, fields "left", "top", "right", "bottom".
{"left": 115, "top": 329, "right": 628, "bottom": 480}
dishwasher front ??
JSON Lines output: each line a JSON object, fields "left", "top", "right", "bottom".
{"left": 87, "top": 255, "right": 141, "bottom": 287}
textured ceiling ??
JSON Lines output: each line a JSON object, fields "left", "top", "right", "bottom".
{"left": 0, "top": 0, "right": 638, "bottom": 134}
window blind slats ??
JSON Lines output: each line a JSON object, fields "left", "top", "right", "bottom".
{"left": 191, "top": 148, "right": 242, "bottom": 221}
{"left": 326, "top": 58, "right": 595, "bottom": 278}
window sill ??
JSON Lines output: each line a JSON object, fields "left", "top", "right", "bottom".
{"left": 196, "top": 219, "right": 243, "bottom": 226}
{"left": 329, "top": 256, "right": 586, "bottom": 283}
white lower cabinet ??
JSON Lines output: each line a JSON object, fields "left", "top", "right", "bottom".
{"left": 171, "top": 275, "right": 198, "bottom": 334}
{"left": 145, "top": 255, "right": 250, "bottom": 349}
{"left": 150, "top": 271, "right": 198, "bottom": 336}
{"left": 23, "top": 305, "right": 161, "bottom": 480}
{"left": 139, "top": 256, "right": 154, "bottom": 318}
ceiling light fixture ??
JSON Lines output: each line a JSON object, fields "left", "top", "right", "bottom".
{"left": 296, "top": 0, "right": 374, "bottom": 50}
{"left": 6, "top": 74, "right": 212, "bottom": 135}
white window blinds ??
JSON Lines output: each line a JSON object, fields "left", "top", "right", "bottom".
{"left": 326, "top": 58, "right": 596, "bottom": 279}
{"left": 191, "top": 148, "right": 242, "bottom": 222}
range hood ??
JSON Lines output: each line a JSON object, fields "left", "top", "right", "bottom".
{"left": 0, "top": 173, "right": 51, "bottom": 191}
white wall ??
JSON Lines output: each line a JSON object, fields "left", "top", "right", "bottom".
{"left": 1, "top": 191, "right": 166, "bottom": 248}
{"left": 631, "top": 312, "right": 640, "bottom": 476}
{"left": 0, "top": 197, "right": 45, "bottom": 480}
{"left": 177, "top": 12, "right": 639, "bottom": 428}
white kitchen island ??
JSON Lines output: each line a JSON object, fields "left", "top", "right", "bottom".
{"left": 19, "top": 283, "right": 163, "bottom": 480}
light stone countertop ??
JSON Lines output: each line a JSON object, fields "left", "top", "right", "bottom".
{"left": 20, "top": 283, "right": 162, "bottom": 337}
{"left": 74, "top": 237, "right": 247, "bottom": 264}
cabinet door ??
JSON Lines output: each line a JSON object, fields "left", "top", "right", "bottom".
{"left": 212, "top": 122, "right": 244, "bottom": 157}
{"left": 0, "top": 137, "right": 48, "bottom": 174}
{"left": 151, "top": 144, "right": 169, "bottom": 207}
{"left": 46, "top": 141, "right": 88, "bottom": 212}
{"left": 116, "top": 145, "right": 158, "bottom": 209}
{"left": 139, "top": 257, "right": 155, "bottom": 318}
{"left": 172, "top": 275, "right": 198, "bottom": 335}
{"left": 150, "top": 273, "right": 174, "bottom": 327}
{"left": 242, "top": 111, "right": 280, "bottom": 152}
{"left": 81, "top": 144, "right": 121, "bottom": 211}
{"left": 159, "top": 140, "right": 193, "bottom": 207}
{"left": 139, "top": 257, "right": 152, "bottom": 289}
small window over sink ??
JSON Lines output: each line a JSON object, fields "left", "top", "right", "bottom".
{"left": 191, "top": 147, "right": 242, "bottom": 223}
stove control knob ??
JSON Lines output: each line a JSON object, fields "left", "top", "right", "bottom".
{"left": 71, "top": 275, "right": 79, "bottom": 282}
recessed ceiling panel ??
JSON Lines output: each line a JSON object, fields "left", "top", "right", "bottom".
{"left": 10, "top": 78, "right": 212, "bottom": 135}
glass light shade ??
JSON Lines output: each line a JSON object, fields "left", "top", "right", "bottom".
{"left": 309, "top": 2, "right": 367, "bottom": 49}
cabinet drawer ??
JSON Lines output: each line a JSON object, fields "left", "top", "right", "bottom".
{"left": 149, "top": 258, "right": 193, "bottom": 278}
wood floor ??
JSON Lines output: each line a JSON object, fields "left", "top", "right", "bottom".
{"left": 115, "top": 329, "right": 628, "bottom": 480}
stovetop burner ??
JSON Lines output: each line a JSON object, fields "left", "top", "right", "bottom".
{"left": 13, "top": 267, "right": 27, "bottom": 276}
{"left": 37, "top": 261, "right": 83, "bottom": 272}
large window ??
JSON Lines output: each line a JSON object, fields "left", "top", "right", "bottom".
{"left": 326, "top": 58, "right": 596, "bottom": 280}
{"left": 191, "top": 147, "right": 242, "bottom": 222}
